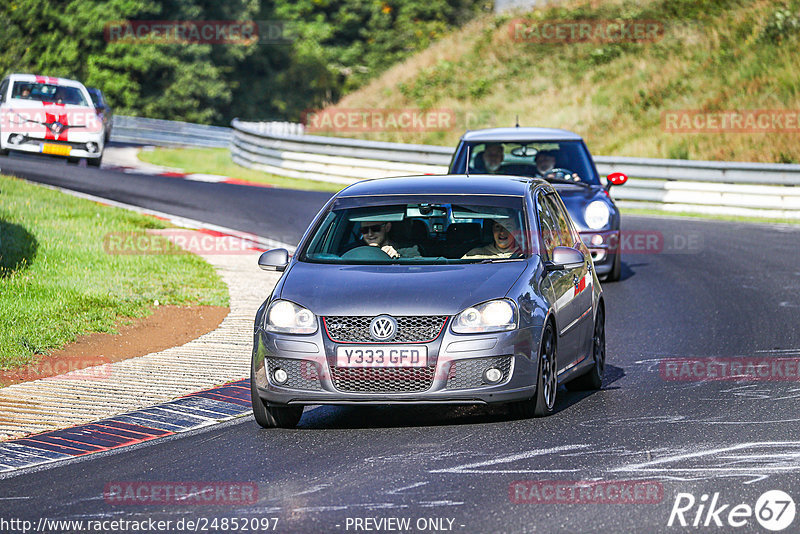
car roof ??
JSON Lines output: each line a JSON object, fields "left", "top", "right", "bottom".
{"left": 338, "top": 174, "right": 548, "bottom": 198}
{"left": 460, "top": 127, "right": 584, "bottom": 142}
{"left": 4, "top": 73, "right": 85, "bottom": 88}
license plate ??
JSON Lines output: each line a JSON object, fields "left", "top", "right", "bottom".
{"left": 41, "top": 143, "right": 71, "bottom": 156}
{"left": 335, "top": 345, "right": 427, "bottom": 367}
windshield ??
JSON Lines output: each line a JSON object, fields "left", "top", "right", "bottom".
{"left": 451, "top": 140, "right": 600, "bottom": 186}
{"left": 11, "top": 81, "right": 90, "bottom": 107}
{"left": 300, "top": 195, "right": 533, "bottom": 265}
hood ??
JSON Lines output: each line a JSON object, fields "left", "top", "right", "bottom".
{"left": 279, "top": 261, "right": 529, "bottom": 316}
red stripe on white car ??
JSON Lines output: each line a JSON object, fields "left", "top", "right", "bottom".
{"left": 34, "top": 75, "right": 61, "bottom": 85}
{"left": 42, "top": 102, "right": 69, "bottom": 141}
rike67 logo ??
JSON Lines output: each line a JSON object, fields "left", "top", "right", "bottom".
{"left": 668, "top": 490, "right": 796, "bottom": 531}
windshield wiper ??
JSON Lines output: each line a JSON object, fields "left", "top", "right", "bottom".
{"left": 544, "top": 176, "right": 590, "bottom": 187}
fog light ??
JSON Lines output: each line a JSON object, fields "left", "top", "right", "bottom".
{"left": 273, "top": 369, "right": 288, "bottom": 384}
{"left": 9, "top": 134, "right": 24, "bottom": 145}
{"left": 592, "top": 250, "right": 607, "bottom": 263}
{"left": 483, "top": 368, "right": 503, "bottom": 384}
{"left": 86, "top": 142, "right": 99, "bottom": 154}
{"left": 590, "top": 234, "right": 604, "bottom": 246}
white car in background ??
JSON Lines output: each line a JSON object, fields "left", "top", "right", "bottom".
{"left": 0, "top": 73, "right": 105, "bottom": 166}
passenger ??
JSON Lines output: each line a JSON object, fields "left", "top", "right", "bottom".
{"left": 472, "top": 143, "right": 505, "bottom": 174}
{"left": 359, "top": 221, "right": 420, "bottom": 259}
{"left": 462, "top": 218, "right": 522, "bottom": 259}
{"left": 19, "top": 86, "right": 31, "bottom": 99}
{"left": 534, "top": 150, "right": 557, "bottom": 176}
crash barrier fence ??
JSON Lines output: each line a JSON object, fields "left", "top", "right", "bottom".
{"left": 110, "top": 115, "right": 233, "bottom": 148}
{"left": 228, "top": 118, "right": 800, "bottom": 219}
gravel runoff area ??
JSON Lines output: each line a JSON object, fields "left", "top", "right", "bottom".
{"left": 0, "top": 244, "right": 281, "bottom": 441}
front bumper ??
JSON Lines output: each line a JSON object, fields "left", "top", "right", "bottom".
{"left": 252, "top": 324, "right": 540, "bottom": 406}
{"left": 1, "top": 133, "right": 102, "bottom": 159}
{"left": 580, "top": 230, "right": 619, "bottom": 275}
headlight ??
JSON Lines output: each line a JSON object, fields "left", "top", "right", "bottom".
{"left": 452, "top": 299, "right": 517, "bottom": 334}
{"left": 264, "top": 300, "right": 317, "bottom": 334}
{"left": 584, "top": 200, "right": 610, "bottom": 230}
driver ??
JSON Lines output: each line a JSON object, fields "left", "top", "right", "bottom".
{"left": 359, "top": 221, "right": 420, "bottom": 259}
{"left": 462, "top": 218, "right": 522, "bottom": 259}
{"left": 472, "top": 143, "right": 505, "bottom": 174}
{"left": 534, "top": 150, "right": 557, "bottom": 176}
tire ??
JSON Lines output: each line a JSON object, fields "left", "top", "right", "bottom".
{"left": 250, "top": 369, "right": 303, "bottom": 429}
{"left": 66, "top": 157, "right": 79, "bottom": 165}
{"left": 88, "top": 155, "right": 102, "bottom": 167}
{"left": 514, "top": 322, "right": 558, "bottom": 418}
{"left": 603, "top": 253, "right": 621, "bottom": 282}
{"left": 566, "top": 306, "right": 605, "bottom": 391}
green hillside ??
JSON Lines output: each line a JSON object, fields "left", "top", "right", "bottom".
{"left": 328, "top": 0, "right": 800, "bottom": 163}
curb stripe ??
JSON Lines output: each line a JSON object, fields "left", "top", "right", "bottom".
{"left": 0, "top": 379, "right": 252, "bottom": 474}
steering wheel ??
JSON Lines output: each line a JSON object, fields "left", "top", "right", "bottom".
{"left": 542, "top": 168, "right": 581, "bottom": 182}
{"left": 341, "top": 245, "right": 391, "bottom": 260}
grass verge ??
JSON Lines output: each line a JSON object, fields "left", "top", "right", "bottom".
{"left": 0, "top": 174, "right": 229, "bottom": 369}
{"left": 137, "top": 147, "right": 346, "bottom": 193}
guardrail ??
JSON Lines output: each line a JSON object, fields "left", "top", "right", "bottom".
{"left": 111, "top": 115, "right": 232, "bottom": 148}
{"left": 231, "top": 119, "right": 800, "bottom": 219}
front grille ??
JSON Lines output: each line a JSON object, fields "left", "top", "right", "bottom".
{"left": 323, "top": 316, "right": 447, "bottom": 343}
{"left": 266, "top": 357, "right": 323, "bottom": 391}
{"left": 330, "top": 366, "right": 436, "bottom": 393}
{"left": 446, "top": 356, "right": 513, "bottom": 390}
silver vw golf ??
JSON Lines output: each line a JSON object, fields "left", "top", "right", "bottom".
{"left": 250, "top": 174, "right": 606, "bottom": 428}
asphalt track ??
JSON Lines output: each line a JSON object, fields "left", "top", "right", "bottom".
{"left": 3, "top": 152, "right": 800, "bottom": 533}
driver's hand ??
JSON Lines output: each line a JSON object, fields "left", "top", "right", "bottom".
{"left": 381, "top": 245, "right": 400, "bottom": 258}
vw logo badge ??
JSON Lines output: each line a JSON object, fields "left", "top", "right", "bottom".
{"left": 370, "top": 315, "right": 397, "bottom": 341}
{"left": 50, "top": 122, "right": 64, "bottom": 135}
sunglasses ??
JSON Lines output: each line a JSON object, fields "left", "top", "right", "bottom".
{"left": 360, "top": 223, "right": 385, "bottom": 235}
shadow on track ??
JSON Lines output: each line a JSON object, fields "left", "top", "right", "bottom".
{"left": 290, "top": 363, "right": 626, "bottom": 430}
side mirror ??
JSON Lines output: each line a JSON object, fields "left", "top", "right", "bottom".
{"left": 258, "top": 248, "right": 289, "bottom": 272}
{"left": 605, "top": 172, "right": 628, "bottom": 190}
{"left": 546, "top": 246, "right": 585, "bottom": 271}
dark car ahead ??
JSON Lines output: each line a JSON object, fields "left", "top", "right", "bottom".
{"left": 449, "top": 128, "right": 627, "bottom": 281}
{"left": 86, "top": 87, "right": 113, "bottom": 143}
{"left": 251, "top": 174, "right": 606, "bottom": 428}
